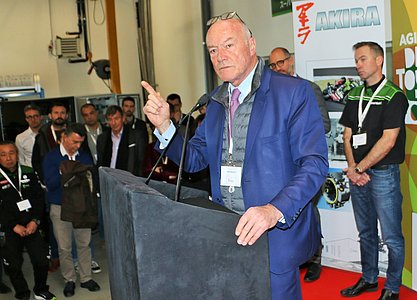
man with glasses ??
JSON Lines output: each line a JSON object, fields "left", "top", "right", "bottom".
{"left": 269, "top": 47, "right": 330, "bottom": 283}
{"left": 269, "top": 47, "right": 330, "bottom": 133}
{"left": 142, "top": 12, "right": 328, "bottom": 299}
{"left": 15, "top": 105, "right": 43, "bottom": 168}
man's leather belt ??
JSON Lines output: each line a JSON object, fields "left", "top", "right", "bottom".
{"left": 370, "top": 164, "right": 389, "bottom": 170}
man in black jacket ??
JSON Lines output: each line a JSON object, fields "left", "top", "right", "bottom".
{"left": 0, "top": 141, "right": 56, "bottom": 300}
{"left": 32, "top": 103, "right": 69, "bottom": 182}
{"left": 31, "top": 102, "right": 68, "bottom": 273}
{"left": 97, "top": 105, "right": 148, "bottom": 177}
{"left": 121, "top": 96, "right": 149, "bottom": 137}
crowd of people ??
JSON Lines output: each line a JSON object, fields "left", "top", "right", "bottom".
{"left": 0, "top": 90, "right": 210, "bottom": 299}
{"left": 0, "top": 10, "right": 408, "bottom": 300}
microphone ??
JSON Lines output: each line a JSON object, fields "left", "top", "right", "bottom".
{"left": 179, "top": 93, "right": 209, "bottom": 124}
{"left": 145, "top": 93, "right": 210, "bottom": 186}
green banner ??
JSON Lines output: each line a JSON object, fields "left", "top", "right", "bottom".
{"left": 271, "top": 0, "right": 292, "bottom": 16}
{"left": 391, "top": 0, "right": 417, "bottom": 290}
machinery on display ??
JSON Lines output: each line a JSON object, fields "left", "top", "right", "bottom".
{"left": 321, "top": 171, "right": 351, "bottom": 209}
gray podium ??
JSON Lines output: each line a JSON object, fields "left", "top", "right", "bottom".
{"left": 99, "top": 167, "right": 271, "bottom": 300}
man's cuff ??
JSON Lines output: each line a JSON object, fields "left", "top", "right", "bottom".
{"left": 153, "top": 121, "right": 176, "bottom": 149}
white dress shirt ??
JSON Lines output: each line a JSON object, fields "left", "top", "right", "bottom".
{"left": 15, "top": 127, "right": 38, "bottom": 167}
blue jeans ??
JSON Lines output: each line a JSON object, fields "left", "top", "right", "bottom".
{"left": 350, "top": 164, "right": 404, "bottom": 293}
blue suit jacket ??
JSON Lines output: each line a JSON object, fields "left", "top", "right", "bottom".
{"left": 165, "top": 67, "right": 329, "bottom": 274}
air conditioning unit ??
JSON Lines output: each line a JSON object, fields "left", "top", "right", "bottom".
{"left": 55, "top": 36, "right": 81, "bottom": 59}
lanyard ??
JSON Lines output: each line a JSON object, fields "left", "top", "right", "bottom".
{"left": 85, "top": 124, "right": 101, "bottom": 146}
{"left": 228, "top": 108, "right": 234, "bottom": 155}
{"left": 0, "top": 165, "right": 24, "bottom": 201}
{"left": 357, "top": 78, "right": 387, "bottom": 130}
{"left": 228, "top": 91, "right": 239, "bottom": 155}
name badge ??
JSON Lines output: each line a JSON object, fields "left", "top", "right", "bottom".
{"left": 17, "top": 199, "right": 32, "bottom": 212}
{"left": 353, "top": 132, "right": 367, "bottom": 148}
{"left": 220, "top": 166, "right": 242, "bottom": 188}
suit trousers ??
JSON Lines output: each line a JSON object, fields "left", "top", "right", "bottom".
{"left": 270, "top": 268, "right": 301, "bottom": 299}
{"left": 50, "top": 204, "right": 92, "bottom": 283}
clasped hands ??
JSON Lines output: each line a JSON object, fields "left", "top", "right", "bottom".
{"left": 344, "top": 166, "right": 371, "bottom": 186}
{"left": 13, "top": 221, "right": 38, "bottom": 237}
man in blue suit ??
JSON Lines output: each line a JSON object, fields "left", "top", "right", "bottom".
{"left": 142, "top": 12, "right": 328, "bottom": 299}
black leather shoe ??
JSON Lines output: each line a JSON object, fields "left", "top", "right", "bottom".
{"left": 304, "top": 263, "right": 322, "bottom": 282}
{"left": 378, "top": 289, "right": 399, "bottom": 300}
{"left": 0, "top": 281, "right": 11, "bottom": 294}
{"left": 63, "top": 281, "right": 75, "bottom": 297}
{"left": 80, "top": 279, "right": 101, "bottom": 292}
{"left": 340, "top": 277, "right": 378, "bottom": 297}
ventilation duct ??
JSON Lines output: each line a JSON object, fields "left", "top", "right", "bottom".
{"left": 56, "top": 36, "right": 82, "bottom": 59}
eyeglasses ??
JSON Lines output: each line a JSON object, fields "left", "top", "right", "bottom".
{"left": 206, "top": 11, "right": 243, "bottom": 26}
{"left": 206, "top": 12, "right": 253, "bottom": 37}
{"left": 268, "top": 57, "right": 290, "bottom": 70}
{"left": 25, "top": 114, "right": 41, "bottom": 119}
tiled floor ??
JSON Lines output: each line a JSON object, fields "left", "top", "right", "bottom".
{"left": 1, "top": 234, "right": 111, "bottom": 300}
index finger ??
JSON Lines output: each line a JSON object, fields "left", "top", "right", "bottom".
{"left": 141, "top": 81, "right": 157, "bottom": 96}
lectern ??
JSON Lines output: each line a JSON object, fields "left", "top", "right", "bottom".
{"left": 99, "top": 167, "right": 271, "bottom": 300}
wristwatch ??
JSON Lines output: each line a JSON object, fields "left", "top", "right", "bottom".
{"left": 354, "top": 166, "right": 363, "bottom": 174}
{"left": 31, "top": 219, "right": 41, "bottom": 226}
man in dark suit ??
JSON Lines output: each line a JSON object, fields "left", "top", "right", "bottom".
{"left": 80, "top": 103, "right": 109, "bottom": 166}
{"left": 121, "top": 96, "right": 149, "bottom": 139}
{"left": 166, "top": 93, "right": 196, "bottom": 137}
{"left": 269, "top": 47, "right": 330, "bottom": 133}
{"left": 269, "top": 46, "right": 330, "bottom": 282}
{"left": 142, "top": 12, "right": 328, "bottom": 299}
{"left": 97, "top": 105, "right": 148, "bottom": 177}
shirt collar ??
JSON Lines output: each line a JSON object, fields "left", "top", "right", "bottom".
{"left": 60, "top": 143, "right": 79, "bottom": 160}
{"left": 111, "top": 127, "right": 124, "bottom": 139}
{"left": 365, "top": 75, "right": 385, "bottom": 92}
{"left": 228, "top": 61, "right": 258, "bottom": 103}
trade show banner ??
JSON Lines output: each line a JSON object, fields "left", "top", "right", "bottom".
{"left": 291, "top": 0, "right": 399, "bottom": 284}
{"left": 391, "top": 0, "right": 417, "bottom": 291}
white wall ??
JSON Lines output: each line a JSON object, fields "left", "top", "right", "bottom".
{"left": 0, "top": 1, "right": 60, "bottom": 96}
{"left": 0, "top": 0, "right": 141, "bottom": 98}
{"left": 150, "top": 0, "right": 206, "bottom": 113}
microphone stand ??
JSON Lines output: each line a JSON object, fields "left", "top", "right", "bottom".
{"left": 144, "top": 108, "right": 194, "bottom": 186}
{"left": 174, "top": 114, "right": 192, "bottom": 202}
{"left": 144, "top": 138, "right": 172, "bottom": 185}
{"left": 144, "top": 94, "right": 209, "bottom": 190}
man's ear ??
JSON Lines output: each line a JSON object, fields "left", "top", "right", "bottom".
{"left": 376, "top": 55, "right": 384, "bottom": 68}
{"left": 249, "top": 36, "right": 256, "bottom": 56}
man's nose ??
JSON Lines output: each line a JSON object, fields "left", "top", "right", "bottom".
{"left": 216, "top": 48, "right": 226, "bottom": 62}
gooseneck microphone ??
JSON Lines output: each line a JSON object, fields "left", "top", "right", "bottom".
{"left": 145, "top": 94, "right": 209, "bottom": 187}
